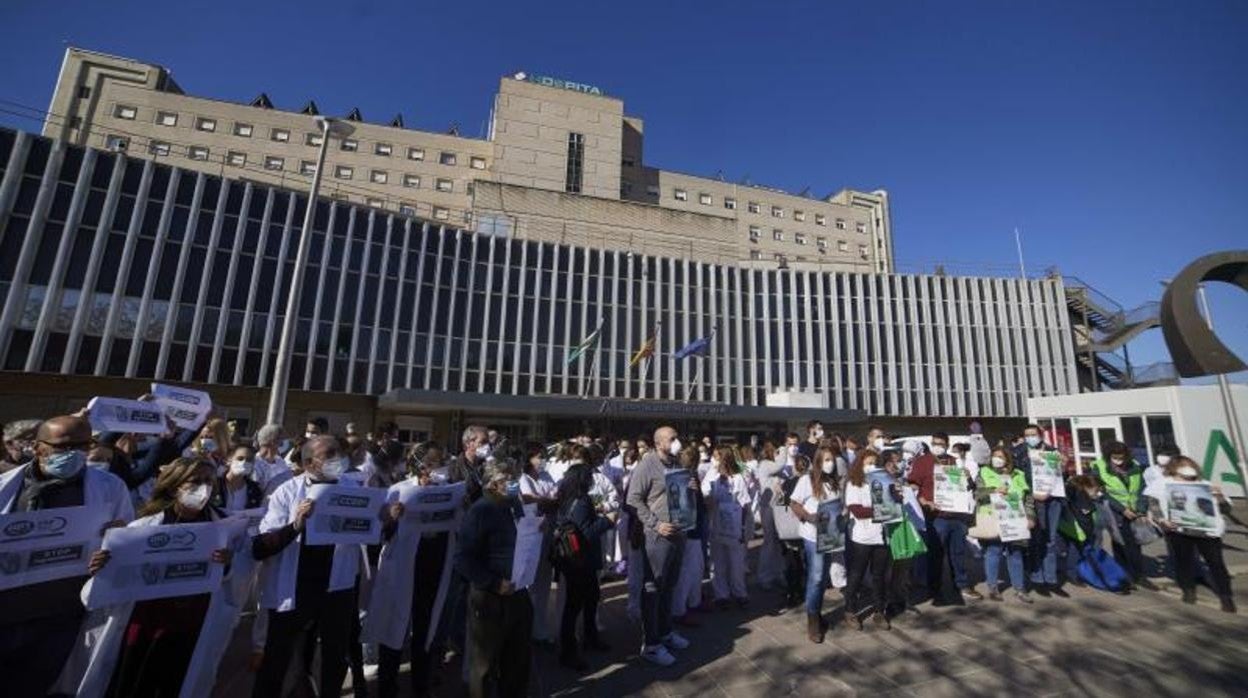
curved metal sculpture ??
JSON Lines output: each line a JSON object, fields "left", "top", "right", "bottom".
{"left": 1160, "top": 250, "right": 1248, "bottom": 377}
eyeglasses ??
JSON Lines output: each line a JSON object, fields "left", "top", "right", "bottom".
{"left": 38, "top": 439, "right": 92, "bottom": 452}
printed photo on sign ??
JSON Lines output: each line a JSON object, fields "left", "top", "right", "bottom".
{"left": 1030, "top": 451, "right": 1065, "bottom": 498}
{"left": 0, "top": 506, "right": 104, "bottom": 592}
{"left": 665, "top": 470, "right": 697, "bottom": 532}
{"left": 933, "top": 466, "right": 973, "bottom": 514}
{"left": 1165, "top": 482, "right": 1223, "bottom": 536}
{"left": 992, "top": 493, "right": 1030, "bottom": 542}
{"left": 868, "top": 470, "right": 904, "bottom": 524}
{"left": 815, "top": 499, "right": 845, "bottom": 553}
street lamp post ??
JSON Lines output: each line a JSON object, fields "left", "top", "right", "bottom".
{"left": 265, "top": 116, "right": 353, "bottom": 427}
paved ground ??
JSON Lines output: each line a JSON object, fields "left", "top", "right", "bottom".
{"left": 215, "top": 503, "right": 1248, "bottom": 698}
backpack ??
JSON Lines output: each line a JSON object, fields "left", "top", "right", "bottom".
{"left": 1076, "top": 543, "right": 1130, "bottom": 592}
{"left": 550, "top": 498, "right": 588, "bottom": 571}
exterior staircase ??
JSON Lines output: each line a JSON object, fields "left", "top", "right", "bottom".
{"left": 1062, "top": 276, "right": 1176, "bottom": 391}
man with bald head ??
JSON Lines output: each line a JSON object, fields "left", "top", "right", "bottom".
{"left": 0, "top": 414, "right": 133, "bottom": 697}
{"left": 625, "top": 425, "right": 692, "bottom": 666}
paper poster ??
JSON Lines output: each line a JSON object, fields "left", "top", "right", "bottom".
{"left": 150, "top": 383, "right": 212, "bottom": 431}
{"left": 933, "top": 465, "right": 973, "bottom": 514}
{"left": 665, "top": 469, "right": 698, "bottom": 532}
{"left": 85, "top": 521, "right": 229, "bottom": 609}
{"left": 1164, "top": 482, "right": 1223, "bottom": 536}
{"left": 815, "top": 499, "right": 845, "bottom": 553}
{"left": 306, "top": 484, "right": 386, "bottom": 546}
{"left": 868, "top": 470, "right": 904, "bottom": 524}
{"left": 391, "top": 481, "right": 466, "bottom": 533}
{"left": 992, "top": 493, "right": 1030, "bottom": 542}
{"left": 0, "top": 506, "right": 105, "bottom": 592}
{"left": 1030, "top": 451, "right": 1066, "bottom": 498}
{"left": 230, "top": 507, "right": 267, "bottom": 536}
{"left": 86, "top": 396, "right": 167, "bottom": 435}
{"left": 510, "top": 518, "right": 544, "bottom": 590}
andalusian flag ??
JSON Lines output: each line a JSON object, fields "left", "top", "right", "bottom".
{"left": 565, "top": 318, "right": 604, "bottom": 366}
{"left": 629, "top": 322, "right": 661, "bottom": 367}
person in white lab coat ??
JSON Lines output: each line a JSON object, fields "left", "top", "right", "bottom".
{"left": 702, "top": 445, "right": 753, "bottom": 609}
{"left": 753, "top": 442, "right": 787, "bottom": 591}
{"left": 520, "top": 447, "right": 559, "bottom": 647}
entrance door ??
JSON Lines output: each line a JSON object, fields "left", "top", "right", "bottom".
{"left": 1071, "top": 416, "right": 1120, "bottom": 473}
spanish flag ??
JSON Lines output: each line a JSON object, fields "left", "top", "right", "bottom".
{"left": 629, "top": 322, "right": 661, "bottom": 367}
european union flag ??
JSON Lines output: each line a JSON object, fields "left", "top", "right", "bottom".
{"left": 673, "top": 332, "right": 713, "bottom": 359}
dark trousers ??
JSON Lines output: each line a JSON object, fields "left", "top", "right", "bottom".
{"left": 0, "top": 612, "right": 83, "bottom": 698}
{"left": 467, "top": 587, "right": 532, "bottom": 698}
{"left": 254, "top": 588, "right": 355, "bottom": 698}
{"left": 1169, "top": 533, "right": 1233, "bottom": 598}
{"left": 560, "top": 566, "right": 601, "bottom": 653}
{"left": 641, "top": 534, "right": 683, "bottom": 646}
{"left": 844, "top": 541, "right": 890, "bottom": 617}
{"left": 1110, "top": 512, "right": 1146, "bottom": 580}
{"left": 379, "top": 534, "right": 449, "bottom": 698}
{"left": 782, "top": 539, "right": 807, "bottom": 604}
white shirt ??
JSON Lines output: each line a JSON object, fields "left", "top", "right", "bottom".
{"left": 254, "top": 454, "right": 293, "bottom": 495}
{"left": 845, "top": 475, "right": 885, "bottom": 545}
{"left": 519, "top": 470, "right": 557, "bottom": 520}
{"left": 589, "top": 470, "right": 620, "bottom": 514}
{"left": 790, "top": 475, "right": 837, "bottom": 542}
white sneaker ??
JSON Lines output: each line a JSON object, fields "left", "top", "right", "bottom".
{"left": 641, "top": 644, "right": 676, "bottom": 666}
{"left": 662, "top": 631, "right": 690, "bottom": 650}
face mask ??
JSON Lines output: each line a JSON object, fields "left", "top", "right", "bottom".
{"left": 814, "top": 428, "right": 824, "bottom": 439}
{"left": 788, "top": 445, "right": 799, "bottom": 457}
{"left": 931, "top": 446, "right": 947, "bottom": 457}
{"left": 1025, "top": 436, "right": 1042, "bottom": 448}
{"left": 821, "top": 460, "right": 835, "bottom": 475}
{"left": 872, "top": 438, "right": 885, "bottom": 450}
{"left": 1177, "top": 465, "right": 1199, "bottom": 479}
{"left": 991, "top": 457, "right": 1007, "bottom": 470}
{"left": 200, "top": 438, "right": 217, "bottom": 453}
{"left": 669, "top": 439, "right": 682, "bottom": 456}
{"left": 845, "top": 448, "right": 856, "bottom": 462}
{"left": 231, "top": 459, "right": 254, "bottom": 476}
{"left": 178, "top": 483, "right": 212, "bottom": 510}
{"left": 305, "top": 431, "right": 316, "bottom": 439}
{"left": 1111, "top": 457, "right": 1126, "bottom": 467}
{"left": 1156, "top": 455, "right": 1171, "bottom": 467}
{"left": 43, "top": 450, "right": 86, "bottom": 479}
{"left": 319, "top": 456, "right": 347, "bottom": 480}
{"left": 86, "top": 459, "right": 111, "bottom": 472}
{"left": 474, "top": 444, "right": 492, "bottom": 459}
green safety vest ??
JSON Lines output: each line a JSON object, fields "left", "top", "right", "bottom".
{"left": 1090, "top": 459, "right": 1142, "bottom": 511}
{"left": 977, "top": 467, "right": 1028, "bottom": 517}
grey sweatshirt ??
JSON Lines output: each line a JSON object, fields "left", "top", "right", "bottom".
{"left": 626, "top": 450, "right": 675, "bottom": 534}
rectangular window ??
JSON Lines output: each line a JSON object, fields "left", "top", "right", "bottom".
{"left": 270, "top": 128, "right": 290, "bottom": 142}
{"left": 148, "top": 141, "right": 171, "bottom": 156}
{"left": 748, "top": 226, "right": 760, "bottom": 242}
{"left": 433, "top": 206, "right": 450, "bottom": 220}
{"left": 565, "top": 133, "right": 584, "bottom": 194}
{"left": 371, "top": 170, "right": 388, "bottom": 184}
{"left": 399, "top": 203, "right": 417, "bottom": 216}
{"left": 227, "top": 151, "right": 247, "bottom": 167}
{"left": 436, "top": 178, "right": 454, "bottom": 192}
{"left": 795, "top": 233, "right": 806, "bottom": 245}
{"left": 771, "top": 205, "right": 784, "bottom": 218}
{"left": 724, "top": 197, "right": 737, "bottom": 210}
{"left": 335, "top": 165, "right": 354, "bottom": 179}
{"left": 156, "top": 111, "right": 178, "bottom": 127}
{"left": 836, "top": 218, "right": 846, "bottom": 230}
{"left": 646, "top": 184, "right": 660, "bottom": 197}
{"left": 794, "top": 210, "right": 806, "bottom": 222}
{"left": 403, "top": 174, "right": 421, "bottom": 188}
{"left": 407, "top": 147, "right": 424, "bottom": 161}
{"left": 772, "top": 229, "right": 784, "bottom": 241}
{"left": 856, "top": 221, "right": 867, "bottom": 233}
{"left": 470, "top": 156, "right": 486, "bottom": 170}
{"left": 233, "top": 122, "right": 253, "bottom": 137}
{"left": 750, "top": 250, "right": 761, "bottom": 260}
{"left": 305, "top": 132, "right": 323, "bottom": 147}
{"left": 375, "top": 142, "right": 392, "bottom": 156}
{"left": 196, "top": 117, "right": 217, "bottom": 132}
{"left": 366, "top": 197, "right": 385, "bottom": 208}
{"left": 114, "top": 104, "right": 137, "bottom": 120}
{"left": 858, "top": 244, "right": 868, "bottom": 257}
{"left": 188, "top": 146, "right": 210, "bottom": 161}
{"left": 105, "top": 135, "right": 129, "bottom": 151}
{"left": 748, "top": 201, "right": 760, "bottom": 214}
{"left": 817, "top": 237, "right": 827, "bottom": 250}
{"left": 673, "top": 188, "right": 688, "bottom": 201}
{"left": 78, "top": 85, "right": 91, "bottom": 99}
{"left": 264, "top": 155, "right": 284, "bottom": 171}
{"left": 698, "top": 193, "right": 712, "bottom": 206}
{"left": 300, "top": 160, "right": 316, "bottom": 176}
{"left": 815, "top": 214, "right": 826, "bottom": 226}
{"left": 439, "top": 151, "right": 457, "bottom": 166}
{"left": 341, "top": 138, "right": 358, "bottom": 152}
{"left": 838, "top": 240, "right": 848, "bottom": 252}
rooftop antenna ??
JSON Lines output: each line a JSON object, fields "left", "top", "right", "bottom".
{"left": 447, "top": 122, "right": 460, "bottom": 136}
{"left": 1014, "top": 227, "right": 1027, "bottom": 279}
{"left": 715, "top": 169, "right": 725, "bottom": 182}
{"left": 798, "top": 186, "right": 811, "bottom": 197}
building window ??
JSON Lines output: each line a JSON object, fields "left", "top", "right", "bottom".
{"left": 233, "top": 122, "right": 253, "bottom": 137}
{"left": 300, "top": 160, "right": 316, "bottom": 176}
{"left": 564, "top": 132, "right": 585, "bottom": 194}
{"left": 366, "top": 197, "right": 385, "bottom": 209}
{"left": 335, "top": 165, "right": 353, "bottom": 179}
{"left": 270, "top": 128, "right": 290, "bottom": 142}
{"left": 371, "top": 170, "right": 388, "bottom": 184}
{"left": 187, "top": 146, "right": 209, "bottom": 161}
{"left": 795, "top": 232, "right": 806, "bottom": 245}
{"left": 771, "top": 206, "right": 784, "bottom": 218}
{"left": 436, "top": 178, "right": 453, "bottom": 192}
{"left": 114, "top": 104, "right": 137, "bottom": 120}
{"left": 817, "top": 237, "right": 827, "bottom": 251}
{"left": 156, "top": 111, "right": 178, "bottom": 127}
{"left": 749, "top": 226, "right": 760, "bottom": 242}
{"left": 341, "top": 138, "right": 358, "bottom": 152}
{"left": 408, "top": 147, "right": 424, "bottom": 161}
{"left": 148, "top": 141, "right": 171, "bottom": 156}
{"left": 774, "top": 253, "right": 785, "bottom": 262}
{"left": 399, "top": 203, "right": 417, "bottom": 216}
{"left": 858, "top": 244, "right": 868, "bottom": 258}
{"left": 375, "top": 142, "right": 392, "bottom": 156}
{"left": 772, "top": 229, "right": 784, "bottom": 241}
{"left": 835, "top": 218, "right": 846, "bottom": 230}
{"left": 227, "top": 151, "right": 247, "bottom": 167}
{"left": 433, "top": 206, "right": 450, "bottom": 220}
{"left": 750, "top": 250, "right": 761, "bottom": 260}
{"left": 646, "top": 184, "right": 660, "bottom": 197}
{"left": 470, "top": 156, "right": 487, "bottom": 170}
{"left": 673, "top": 188, "right": 688, "bottom": 201}
{"left": 748, "top": 201, "right": 760, "bottom": 214}
{"left": 439, "top": 151, "right": 457, "bottom": 166}
{"left": 196, "top": 117, "right": 217, "bottom": 132}
{"left": 105, "top": 135, "right": 129, "bottom": 151}
{"left": 77, "top": 85, "right": 91, "bottom": 99}
{"left": 724, "top": 197, "right": 737, "bottom": 210}
{"left": 856, "top": 221, "right": 867, "bottom": 233}
{"left": 698, "top": 193, "right": 712, "bottom": 206}
{"left": 402, "top": 174, "right": 421, "bottom": 188}
{"left": 838, "top": 240, "right": 848, "bottom": 252}
{"left": 815, "top": 214, "right": 826, "bottom": 226}
{"left": 305, "top": 132, "right": 323, "bottom": 147}
{"left": 794, "top": 210, "right": 806, "bottom": 222}
{"left": 622, "top": 156, "right": 636, "bottom": 167}
{"left": 264, "top": 155, "right": 284, "bottom": 171}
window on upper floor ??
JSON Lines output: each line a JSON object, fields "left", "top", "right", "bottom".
{"left": 305, "top": 132, "right": 323, "bottom": 147}
{"left": 750, "top": 250, "right": 761, "bottom": 260}
{"left": 815, "top": 213, "right": 826, "bottom": 226}
{"left": 835, "top": 218, "right": 846, "bottom": 230}
{"left": 794, "top": 210, "right": 806, "bottom": 222}
{"left": 772, "top": 229, "right": 784, "bottom": 241}
{"left": 399, "top": 203, "right": 417, "bottom": 216}
{"left": 234, "top": 122, "right": 253, "bottom": 137}
{"left": 433, "top": 206, "right": 450, "bottom": 220}
{"left": 858, "top": 244, "right": 869, "bottom": 258}
{"left": 366, "top": 197, "right": 385, "bottom": 209}
{"left": 375, "top": 142, "right": 393, "bottom": 156}
{"left": 371, "top": 170, "right": 388, "bottom": 184}
{"left": 264, "top": 155, "right": 284, "bottom": 171}
{"left": 699, "top": 193, "right": 712, "bottom": 206}
{"left": 674, "top": 188, "right": 688, "bottom": 201}
{"left": 408, "top": 147, "right": 425, "bottom": 161}
{"left": 795, "top": 233, "right": 806, "bottom": 245}
{"left": 227, "top": 151, "right": 247, "bottom": 167}
{"left": 188, "top": 146, "right": 210, "bottom": 161}
{"left": 300, "top": 160, "right": 316, "bottom": 176}
{"left": 105, "top": 135, "right": 129, "bottom": 151}
{"left": 565, "top": 133, "right": 584, "bottom": 194}
{"left": 335, "top": 165, "right": 353, "bottom": 179}
{"left": 439, "top": 151, "right": 457, "bottom": 166}
{"left": 470, "top": 156, "right": 487, "bottom": 170}
{"left": 748, "top": 201, "right": 760, "bottom": 213}
{"left": 196, "top": 117, "right": 216, "bottom": 132}
{"left": 837, "top": 240, "right": 848, "bottom": 252}
{"left": 436, "top": 178, "right": 453, "bottom": 192}
{"left": 114, "top": 104, "right": 137, "bottom": 120}
{"left": 771, "top": 205, "right": 784, "bottom": 218}
{"left": 148, "top": 141, "right": 171, "bottom": 157}
{"left": 724, "top": 197, "right": 737, "bottom": 210}
{"left": 749, "top": 225, "right": 760, "bottom": 242}
{"left": 77, "top": 85, "right": 91, "bottom": 99}
{"left": 403, "top": 174, "right": 421, "bottom": 188}
{"left": 270, "top": 128, "right": 290, "bottom": 142}
{"left": 340, "top": 138, "right": 358, "bottom": 152}
{"left": 156, "top": 111, "right": 178, "bottom": 127}
{"left": 856, "top": 221, "right": 867, "bottom": 233}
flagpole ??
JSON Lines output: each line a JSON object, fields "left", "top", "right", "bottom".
{"left": 582, "top": 345, "right": 600, "bottom": 399}
{"left": 685, "top": 358, "right": 703, "bottom": 402}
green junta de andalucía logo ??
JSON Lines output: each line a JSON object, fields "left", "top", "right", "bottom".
{"left": 1203, "top": 429, "right": 1243, "bottom": 486}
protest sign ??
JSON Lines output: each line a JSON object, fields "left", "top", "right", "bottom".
{"left": 1030, "top": 451, "right": 1066, "bottom": 498}
{"left": 0, "top": 506, "right": 105, "bottom": 592}
{"left": 150, "top": 383, "right": 212, "bottom": 431}
{"left": 230, "top": 507, "right": 267, "bottom": 536}
{"left": 391, "top": 481, "right": 465, "bottom": 533}
{"left": 86, "top": 397, "right": 166, "bottom": 435}
{"left": 306, "top": 484, "right": 386, "bottom": 546}
{"left": 992, "top": 493, "right": 1030, "bottom": 542}
{"left": 868, "top": 470, "right": 904, "bottom": 524}
{"left": 85, "top": 521, "right": 229, "bottom": 609}
{"left": 665, "top": 469, "right": 698, "bottom": 532}
{"left": 815, "top": 499, "right": 845, "bottom": 553}
{"left": 933, "top": 465, "right": 973, "bottom": 514}
{"left": 1163, "top": 481, "right": 1223, "bottom": 536}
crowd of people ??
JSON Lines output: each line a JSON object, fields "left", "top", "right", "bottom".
{"left": 0, "top": 406, "right": 1238, "bottom": 698}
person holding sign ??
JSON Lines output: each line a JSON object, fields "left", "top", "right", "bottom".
{"left": 788, "top": 447, "right": 841, "bottom": 643}
{"left": 842, "top": 451, "right": 893, "bottom": 630}
{"left": 1145, "top": 456, "right": 1236, "bottom": 613}
{"left": 68, "top": 457, "right": 245, "bottom": 697}
{"left": 552, "top": 451, "right": 617, "bottom": 670}
{"left": 1015, "top": 424, "right": 1070, "bottom": 598}
{"left": 701, "top": 445, "right": 753, "bottom": 611}
{"left": 0, "top": 415, "right": 133, "bottom": 698}
{"left": 907, "top": 432, "right": 979, "bottom": 604}
{"left": 974, "top": 448, "right": 1035, "bottom": 603}
{"left": 250, "top": 435, "right": 390, "bottom": 698}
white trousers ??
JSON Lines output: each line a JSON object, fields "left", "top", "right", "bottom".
{"left": 671, "top": 538, "right": 704, "bottom": 616}
{"left": 709, "top": 537, "right": 748, "bottom": 601}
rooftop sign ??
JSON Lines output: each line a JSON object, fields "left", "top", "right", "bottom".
{"left": 512, "top": 71, "right": 604, "bottom": 96}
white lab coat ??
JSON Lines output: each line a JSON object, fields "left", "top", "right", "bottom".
{"left": 0, "top": 463, "right": 134, "bottom": 520}
{"left": 55, "top": 509, "right": 254, "bottom": 698}
{"left": 257, "top": 474, "right": 363, "bottom": 612}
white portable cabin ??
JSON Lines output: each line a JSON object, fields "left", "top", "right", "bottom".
{"left": 1027, "top": 384, "right": 1248, "bottom": 498}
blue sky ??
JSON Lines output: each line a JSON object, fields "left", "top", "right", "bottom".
{"left": 1, "top": 0, "right": 1245, "bottom": 380}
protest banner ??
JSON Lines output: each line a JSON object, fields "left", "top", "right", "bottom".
{"left": 150, "top": 383, "right": 212, "bottom": 431}
{"left": 0, "top": 506, "right": 105, "bottom": 592}
{"left": 1163, "top": 481, "right": 1223, "bottom": 536}
{"left": 306, "top": 484, "right": 386, "bottom": 546}
{"left": 992, "top": 493, "right": 1030, "bottom": 542}
{"left": 1030, "top": 451, "right": 1066, "bottom": 498}
{"left": 868, "top": 470, "right": 904, "bottom": 524}
{"left": 390, "top": 481, "right": 465, "bottom": 533}
{"left": 933, "top": 465, "right": 973, "bottom": 514}
{"left": 84, "top": 521, "right": 229, "bottom": 609}
{"left": 86, "top": 397, "right": 166, "bottom": 435}
{"left": 665, "top": 469, "right": 698, "bottom": 532}
{"left": 815, "top": 499, "right": 845, "bottom": 553}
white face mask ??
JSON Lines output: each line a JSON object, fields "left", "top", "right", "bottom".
{"left": 813, "top": 428, "right": 824, "bottom": 439}
{"left": 474, "top": 444, "right": 492, "bottom": 459}
{"left": 821, "top": 460, "right": 835, "bottom": 475}
{"left": 931, "top": 446, "right": 947, "bottom": 457}
{"left": 1156, "top": 455, "right": 1171, "bottom": 467}
{"left": 788, "top": 445, "right": 799, "bottom": 457}
{"left": 305, "top": 431, "right": 316, "bottom": 439}
{"left": 178, "top": 484, "right": 212, "bottom": 511}
{"left": 230, "top": 458, "right": 254, "bottom": 476}
{"left": 669, "top": 438, "right": 682, "bottom": 456}
{"left": 1111, "top": 457, "right": 1126, "bottom": 467}
{"left": 992, "top": 457, "right": 1007, "bottom": 470}
{"left": 872, "top": 438, "right": 885, "bottom": 450}
{"left": 318, "top": 456, "right": 347, "bottom": 480}
{"left": 1177, "top": 465, "right": 1199, "bottom": 479}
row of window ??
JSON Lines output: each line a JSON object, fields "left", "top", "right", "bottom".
{"left": 748, "top": 245, "right": 867, "bottom": 262}
{"left": 671, "top": 187, "right": 867, "bottom": 232}
{"left": 746, "top": 226, "right": 867, "bottom": 255}
{"left": 111, "top": 103, "right": 487, "bottom": 169}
